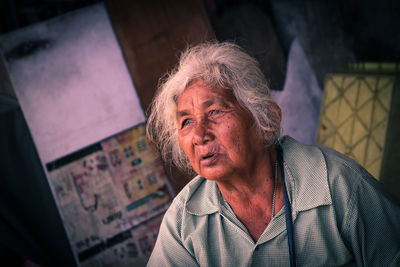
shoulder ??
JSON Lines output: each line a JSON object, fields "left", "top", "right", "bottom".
{"left": 156, "top": 175, "right": 206, "bottom": 243}
{"left": 165, "top": 175, "right": 206, "bottom": 216}
{"left": 280, "top": 135, "right": 366, "bottom": 175}
{"left": 316, "top": 142, "right": 395, "bottom": 206}
{"left": 279, "top": 135, "right": 376, "bottom": 191}
{"left": 280, "top": 135, "right": 399, "bottom": 222}
{"left": 163, "top": 175, "right": 219, "bottom": 224}
{"left": 280, "top": 136, "right": 400, "bottom": 265}
{"left": 159, "top": 175, "right": 219, "bottom": 247}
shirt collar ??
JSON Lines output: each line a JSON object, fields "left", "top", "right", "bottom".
{"left": 185, "top": 176, "right": 219, "bottom": 215}
{"left": 279, "top": 136, "right": 332, "bottom": 212}
{"left": 185, "top": 136, "right": 332, "bottom": 216}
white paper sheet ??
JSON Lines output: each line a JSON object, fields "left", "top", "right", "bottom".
{"left": 0, "top": 3, "right": 146, "bottom": 164}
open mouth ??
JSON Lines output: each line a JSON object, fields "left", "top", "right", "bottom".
{"left": 199, "top": 153, "right": 218, "bottom": 166}
{"left": 202, "top": 153, "right": 214, "bottom": 160}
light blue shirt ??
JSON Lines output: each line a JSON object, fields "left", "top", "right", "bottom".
{"left": 147, "top": 136, "right": 400, "bottom": 266}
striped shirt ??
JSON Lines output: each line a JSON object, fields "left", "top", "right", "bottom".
{"left": 147, "top": 136, "right": 400, "bottom": 266}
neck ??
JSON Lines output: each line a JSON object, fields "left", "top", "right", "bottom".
{"left": 215, "top": 147, "right": 283, "bottom": 242}
{"left": 216, "top": 147, "right": 278, "bottom": 202}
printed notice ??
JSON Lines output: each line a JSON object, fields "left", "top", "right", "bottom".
{"left": 47, "top": 124, "right": 173, "bottom": 266}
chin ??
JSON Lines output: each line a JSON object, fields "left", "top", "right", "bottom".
{"left": 198, "top": 167, "right": 231, "bottom": 181}
{"left": 200, "top": 174, "right": 221, "bottom": 180}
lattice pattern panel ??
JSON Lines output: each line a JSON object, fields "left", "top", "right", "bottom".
{"left": 317, "top": 74, "right": 395, "bottom": 180}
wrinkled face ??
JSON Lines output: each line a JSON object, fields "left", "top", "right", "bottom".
{"left": 176, "top": 80, "right": 265, "bottom": 181}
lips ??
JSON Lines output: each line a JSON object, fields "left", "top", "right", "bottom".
{"left": 201, "top": 153, "right": 214, "bottom": 160}
{"left": 199, "top": 152, "right": 219, "bottom": 166}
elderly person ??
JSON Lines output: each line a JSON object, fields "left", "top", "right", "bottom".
{"left": 146, "top": 42, "right": 400, "bottom": 266}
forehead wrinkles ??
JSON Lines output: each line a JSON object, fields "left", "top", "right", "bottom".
{"left": 177, "top": 85, "right": 236, "bottom": 113}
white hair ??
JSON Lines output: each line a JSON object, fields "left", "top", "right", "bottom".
{"left": 146, "top": 42, "right": 280, "bottom": 173}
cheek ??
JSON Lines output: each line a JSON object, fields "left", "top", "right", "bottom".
{"left": 221, "top": 122, "right": 244, "bottom": 154}
{"left": 177, "top": 134, "right": 188, "bottom": 154}
{"left": 178, "top": 133, "right": 195, "bottom": 161}
{"left": 233, "top": 136, "right": 242, "bottom": 153}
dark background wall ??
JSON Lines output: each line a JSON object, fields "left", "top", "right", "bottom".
{"left": 1, "top": 0, "right": 399, "bottom": 265}
{"left": 2, "top": 0, "right": 400, "bottom": 90}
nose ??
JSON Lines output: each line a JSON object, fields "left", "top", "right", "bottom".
{"left": 193, "top": 118, "right": 212, "bottom": 145}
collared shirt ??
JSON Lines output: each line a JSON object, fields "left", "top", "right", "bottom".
{"left": 147, "top": 136, "right": 400, "bottom": 266}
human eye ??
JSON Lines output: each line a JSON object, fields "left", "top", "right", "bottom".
{"left": 181, "top": 118, "right": 193, "bottom": 128}
{"left": 209, "top": 109, "right": 222, "bottom": 116}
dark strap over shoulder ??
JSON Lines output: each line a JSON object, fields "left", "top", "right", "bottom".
{"left": 277, "top": 147, "right": 296, "bottom": 267}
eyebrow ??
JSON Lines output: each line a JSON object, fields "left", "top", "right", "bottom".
{"left": 204, "top": 98, "right": 231, "bottom": 109}
{"left": 176, "top": 110, "right": 189, "bottom": 118}
{"left": 176, "top": 98, "right": 231, "bottom": 118}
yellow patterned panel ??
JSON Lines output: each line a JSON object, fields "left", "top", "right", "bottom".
{"left": 317, "top": 74, "right": 395, "bottom": 180}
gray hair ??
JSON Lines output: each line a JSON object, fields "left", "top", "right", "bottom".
{"left": 146, "top": 42, "right": 280, "bottom": 173}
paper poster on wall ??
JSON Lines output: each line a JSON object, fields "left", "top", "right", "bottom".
{"left": 78, "top": 214, "right": 163, "bottom": 267}
{"left": 0, "top": 3, "right": 146, "bottom": 164}
{"left": 0, "top": 3, "right": 169, "bottom": 265}
{"left": 100, "top": 124, "right": 172, "bottom": 226}
{"left": 47, "top": 124, "right": 173, "bottom": 266}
